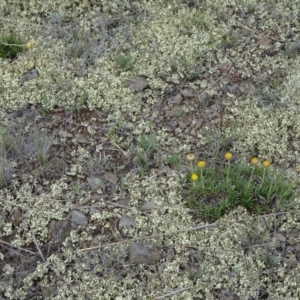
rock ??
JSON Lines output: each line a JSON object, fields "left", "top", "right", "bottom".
{"left": 195, "top": 118, "right": 204, "bottom": 130}
{"left": 19, "top": 68, "right": 39, "bottom": 86}
{"left": 49, "top": 220, "right": 72, "bottom": 246}
{"left": 7, "top": 109, "right": 24, "bottom": 119}
{"left": 273, "top": 232, "right": 286, "bottom": 242}
{"left": 71, "top": 210, "right": 88, "bottom": 226}
{"left": 90, "top": 207, "right": 101, "bottom": 216}
{"left": 128, "top": 76, "right": 148, "bottom": 92}
{"left": 87, "top": 176, "right": 104, "bottom": 191}
{"left": 44, "top": 220, "right": 72, "bottom": 257}
{"left": 48, "top": 157, "right": 67, "bottom": 174}
{"left": 257, "top": 36, "right": 272, "bottom": 46}
{"left": 221, "top": 84, "right": 233, "bottom": 93}
{"left": 198, "top": 92, "right": 209, "bottom": 106}
{"left": 116, "top": 198, "right": 129, "bottom": 207}
{"left": 118, "top": 215, "right": 136, "bottom": 229}
{"left": 75, "top": 134, "right": 89, "bottom": 143}
{"left": 287, "top": 238, "right": 297, "bottom": 245}
{"left": 178, "top": 121, "right": 187, "bottom": 129}
{"left": 167, "top": 93, "right": 183, "bottom": 105}
{"left": 284, "top": 259, "right": 298, "bottom": 268}
{"left": 128, "top": 242, "right": 160, "bottom": 265}
{"left": 181, "top": 89, "right": 195, "bottom": 98}
{"left": 11, "top": 208, "right": 22, "bottom": 226}
{"left": 58, "top": 130, "right": 73, "bottom": 138}
{"left": 104, "top": 172, "right": 118, "bottom": 185}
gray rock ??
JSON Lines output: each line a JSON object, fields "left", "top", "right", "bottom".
{"left": 75, "top": 134, "right": 89, "bottom": 143}
{"left": 43, "top": 220, "right": 72, "bottom": 257}
{"left": 221, "top": 84, "right": 233, "bottom": 94}
{"left": 128, "top": 242, "right": 160, "bottom": 265}
{"left": 104, "top": 172, "right": 118, "bottom": 185}
{"left": 87, "top": 176, "right": 104, "bottom": 191}
{"left": 198, "top": 92, "right": 209, "bottom": 106}
{"left": 71, "top": 210, "right": 88, "bottom": 226}
{"left": 118, "top": 215, "right": 136, "bottom": 229}
{"left": 167, "top": 93, "right": 183, "bottom": 105}
{"left": 128, "top": 76, "right": 148, "bottom": 92}
{"left": 58, "top": 130, "right": 73, "bottom": 138}
{"left": 181, "top": 89, "right": 195, "bottom": 98}
{"left": 19, "top": 68, "right": 39, "bottom": 86}
{"left": 284, "top": 259, "right": 298, "bottom": 268}
{"left": 195, "top": 118, "right": 204, "bottom": 130}
{"left": 273, "top": 232, "right": 286, "bottom": 242}
{"left": 49, "top": 220, "right": 72, "bottom": 246}
{"left": 90, "top": 207, "right": 101, "bottom": 216}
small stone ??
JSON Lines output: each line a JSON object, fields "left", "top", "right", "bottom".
{"left": 198, "top": 92, "right": 209, "bottom": 106}
{"left": 257, "top": 36, "right": 272, "bottom": 46}
{"left": 47, "top": 220, "right": 72, "bottom": 256}
{"left": 11, "top": 208, "right": 22, "bottom": 226}
{"left": 58, "top": 130, "right": 73, "bottom": 138}
{"left": 221, "top": 84, "right": 233, "bottom": 93}
{"left": 287, "top": 238, "right": 297, "bottom": 245}
{"left": 49, "top": 220, "right": 72, "bottom": 245}
{"left": 90, "top": 207, "right": 101, "bottom": 216}
{"left": 116, "top": 199, "right": 129, "bottom": 207}
{"left": 75, "top": 134, "right": 88, "bottom": 143}
{"left": 273, "top": 232, "right": 286, "bottom": 242}
{"left": 181, "top": 89, "right": 194, "bottom": 98}
{"left": 87, "top": 176, "right": 104, "bottom": 191}
{"left": 284, "top": 259, "right": 298, "bottom": 268}
{"left": 190, "top": 128, "right": 196, "bottom": 135}
{"left": 104, "top": 172, "right": 118, "bottom": 185}
{"left": 19, "top": 68, "right": 39, "bottom": 86}
{"left": 128, "top": 242, "right": 160, "bottom": 265}
{"left": 195, "top": 118, "right": 204, "bottom": 130}
{"left": 118, "top": 215, "right": 136, "bottom": 229}
{"left": 167, "top": 93, "right": 183, "bottom": 105}
{"left": 178, "top": 121, "right": 187, "bottom": 129}
{"left": 71, "top": 210, "right": 88, "bottom": 226}
{"left": 128, "top": 76, "right": 148, "bottom": 92}
{"left": 7, "top": 109, "right": 24, "bottom": 119}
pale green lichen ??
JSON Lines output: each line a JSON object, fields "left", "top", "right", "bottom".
{"left": 1, "top": 0, "right": 300, "bottom": 298}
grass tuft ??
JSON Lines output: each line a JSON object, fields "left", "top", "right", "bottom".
{"left": 0, "top": 33, "right": 25, "bottom": 60}
{"left": 185, "top": 154, "right": 295, "bottom": 222}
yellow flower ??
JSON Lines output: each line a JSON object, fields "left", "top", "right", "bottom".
{"left": 27, "top": 41, "right": 35, "bottom": 50}
{"left": 191, "top": 173, "right": 198, "bottom": 181}
{"left": 197, "top": 160, "right": 206, "bottom": 168}
{"left": 251, "top": 157, "right": 259, "bottom": 165}
{"left": 263, "top": 160, "right": 271, "bottom": 168}
{"left": 225, "top": 152, "right": 233, "bottom": 160}
{"left": 187, "top": 153, "right": 195, "bottom": 162}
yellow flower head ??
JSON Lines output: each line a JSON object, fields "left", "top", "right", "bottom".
{"left": 251, "top": 157, "right": 259, "bottom": 165}
{"left": 27, "top": 41, "right": 35, "bottom": 50}
{"left": 197, "top": 160, "right": 206, "bottom": 168}
{"left": 263, "top": 160, "right": 271, "bottom": 168}
{"left": 191, "top": 173, "right": 198, "bottom": 181}
{"left": 225, "top": 152, "right": 233, "bottom": 160}
{"left": 187, "top": 153, "right": 195, "bottom": 162}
